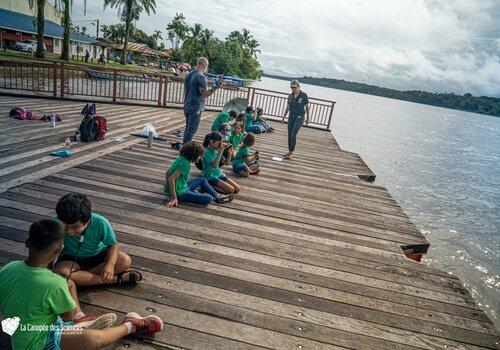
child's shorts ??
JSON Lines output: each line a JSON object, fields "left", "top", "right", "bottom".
{"left": 233, "top": 163, "right": 249, "bottom": 174}
{"left": 56, "top": 248, "right": 108, "bottom": 271}
{"left": 45, "top": 316, "right": 75, "bottom": 350}
{"left": 208, "top": 174, "right": 228, "bottom": 186}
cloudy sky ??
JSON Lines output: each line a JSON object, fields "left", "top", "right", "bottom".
{"left": 71, "top": 0, "right": 500, "bottom": 97}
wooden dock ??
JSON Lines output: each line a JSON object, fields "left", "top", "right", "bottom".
{"left": 0, "top": 96, "right": 499, "bottom": 349}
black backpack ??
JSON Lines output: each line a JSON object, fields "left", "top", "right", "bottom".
{"left": 78, "top": 116, "right": 99, "bottom": 142}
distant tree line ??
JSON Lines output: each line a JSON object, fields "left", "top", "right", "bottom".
{"left": 166, "top": 13, "right": 262, "bottom": 80}
{"left": 263, "top": 74, "right": 500, "bottom": 117}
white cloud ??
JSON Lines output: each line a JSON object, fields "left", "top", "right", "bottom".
{"left": 71, "top": 0, "right": 500, "bottom": 96}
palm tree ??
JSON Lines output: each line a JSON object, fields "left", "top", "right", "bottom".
{"left": 166, "top": 13, "right": 188, "bottom": 49}
{"left": 199, "top": 29, "right": 214, "bottom": 60}
{"left": 60, "top": 0, "right": 70, "bottom": 60}
{"left": 247, "top": 38, "right": 261, "bottom": 59}
{"left": 240, "top": 28, "right": 252, "bottom": 49}
{"left": 152, "top": 29, "right": 162, "bottom": 49}
{"left": 28, "top": 0, "right": 46, "bottom": 59}
{"left": 101, "top": 24, "right": 111, "bottom": 38}
{"left": 103, "top": 0, "right": 157, "bottom": 65}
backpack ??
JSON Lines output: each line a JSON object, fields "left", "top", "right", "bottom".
{"left": 78, "top": 115, "right": 107, "bottom": 142}
{"left": 78, "top": 116, "right": 98, "bottom": 142}
{"left": 94, "top": 116, "right": 107, "bottom": 140}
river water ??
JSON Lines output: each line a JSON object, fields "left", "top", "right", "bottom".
{"left": 253, "top": 77, "right": 500, "bottom": 327}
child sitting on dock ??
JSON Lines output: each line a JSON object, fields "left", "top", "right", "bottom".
{"left": 254, "top": 107, "right": 274, "bottom": 132}
{"left": 233, "top": 133, "right": 261, "bottom": 177}
{"left": 244, "top": 106, "right": 263, "bottom": 134}
{"left": 0, "top": 219, "right": 163, "bottom": 350}
{"left": 211, "top": 110, "right": 237, "bottom": 132}
{"left": 165, "top": 141, "right": 234, "bottom": 207}
{"left": 203, "top": 132, "right": 240, "bottom": 194}
{"left": 52, "top": 194, "right": 141, "bottom": 287}
{"left": 229, "top": 122, "right": 245, "bottom": 150}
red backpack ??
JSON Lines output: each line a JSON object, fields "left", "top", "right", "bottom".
{"left": 94, "top": 116, "right": 107, "bottom": 140}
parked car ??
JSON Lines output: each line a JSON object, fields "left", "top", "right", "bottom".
{"left": 13, "top": 40, "right": 46, "bottom": 53}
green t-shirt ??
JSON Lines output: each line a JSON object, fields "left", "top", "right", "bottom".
{"left": 164, "top": 156, "right": 191, "bottom": 196}
{"left": 229, "top": 132, "right": 244, "bottom": 149}
{"left": 202, "top": 147, "right": 225, "bottom": 179}
{"left": 61, "top": 213, "right": 117, "bottom": 258}
{"left": 0, "top": 261, "right": 76, "bottom": 350}
{"left": 255, "top": 113, "right": 263, "bottom": 122}
{"left": 233, "top": 146, "right": 252, "bottom": 166}
{"left": 211, "top": 112, "right": 230, "bottom": 132}
{"left": 244, "top": 113, "right": 255, "bottom": 128}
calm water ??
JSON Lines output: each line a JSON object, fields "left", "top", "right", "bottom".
{"left": 253, "top": 77, "right": 500, "bottom": 327}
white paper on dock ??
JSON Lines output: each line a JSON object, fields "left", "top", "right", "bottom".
{"left": 271, "top": 156, "right": 283, "bottom": 162}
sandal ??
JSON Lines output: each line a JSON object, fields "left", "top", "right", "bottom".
{"left": 116, "top": 270, "right": 143, "bottom": 284}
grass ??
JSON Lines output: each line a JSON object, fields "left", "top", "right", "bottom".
{"left": 0, "top": 50, "right": 155, "bottom": 72}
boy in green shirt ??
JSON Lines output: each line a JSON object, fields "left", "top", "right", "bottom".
{"left": 211, "top": 110, "right": 237, "bottom": 132}
{"left": 0, "top": 219, "right": 163, "bottom": 350}
{"left": 233, "top": 133, "right": 261, "bottom": 177}
{"left": 52, "top": 194, "right": 140, "bottom": 287}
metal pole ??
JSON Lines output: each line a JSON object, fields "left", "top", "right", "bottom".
{"left": 96, "top": 20, "right": 99, "bottom": 38}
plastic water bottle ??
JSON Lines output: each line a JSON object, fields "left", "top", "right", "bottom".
{"left": 50, "top": 113, "right": 56, "bottom": 127}
{"left": 64, "top": 137, "right": 71, "bottom": 149}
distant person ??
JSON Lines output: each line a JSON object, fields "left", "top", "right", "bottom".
{"left": 281, "top": 79, "right": 310, "bottom": 159}
{"left": 85, "top": 49, "right": 90, "bottom": 63}
{"left": 99, "top": 52, "right": 106, "bottom": 65}
{"left": 181, "top": 57, "right": 221, "bottom": 145}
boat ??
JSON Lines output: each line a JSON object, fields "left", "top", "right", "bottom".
{"left": 85, "top": 68, "right": 152, "bottom": 83}
{"left": 205, "top": 73, "right": 253, "bottom": 87}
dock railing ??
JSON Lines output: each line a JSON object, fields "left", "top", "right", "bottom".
{"left": 0, "top": 58, "right": 336, "bottom": 130}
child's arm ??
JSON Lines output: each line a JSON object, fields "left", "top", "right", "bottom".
{"left": 281, "top": 106, "right": 289, "bottom": 123}
{"left": 210, "top": 145, "right": 225, "bottom": 168}
{"left": 245, "top": 151, "right": 259, "bottom": 164}
{"left": 224, "top": 146, "right": 233, "bottom": 165}
{"left": 101, "top": 244, "right": 119, "bottom": 282}
{"left": 165, "top": 171, "right": 181, "bottom": 207}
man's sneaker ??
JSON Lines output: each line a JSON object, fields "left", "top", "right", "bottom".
{"left": 74, "top": 313, "right": 117, "bottom": 329}
{"left": 122, "top": 312, "right": 164, "bottom": 334}
{"left": 216, "top": 193, "right": 234, "bottom": 204}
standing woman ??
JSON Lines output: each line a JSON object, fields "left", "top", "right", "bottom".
{"left": 281, "top": 80, "right": 310, "bottom": 159}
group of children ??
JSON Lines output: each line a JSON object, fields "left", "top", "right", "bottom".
{"left": 0, "top": 194, "right": 162, "bottom": 350}
{"left": 164, "top": 107, "right": 270, "bottom": 207}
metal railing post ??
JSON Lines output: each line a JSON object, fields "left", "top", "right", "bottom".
{"left": 326, "top": 101, "right": 335, "bottom": 131}
{"left": 157, "top": 76, "right": 163, "bottom": 106}
{"left": 112, "top": 70, "right": 117, "bottom": 103}
{"left": 60, "top": 63, "right": 65, "bottom": 98}
{"left": 52, "top": 62, "right": 57, "bottom": 97}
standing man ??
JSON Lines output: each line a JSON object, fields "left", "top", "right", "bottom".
{"left": 182, "top": 57, "right": 221, "bottom": 144}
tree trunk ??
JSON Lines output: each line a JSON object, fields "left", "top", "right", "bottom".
{"left": 35, "top": 0, "right": 46, "bottom": 59}
{"left": 120, "top": 0, "right": 133, "bottom": 65}
{"left": 60, "top": 0, "right": 70, "bottom": 61}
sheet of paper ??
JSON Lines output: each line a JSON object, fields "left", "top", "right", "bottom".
{"left": 271, "top": 156, "right": 283, "bottom": 161}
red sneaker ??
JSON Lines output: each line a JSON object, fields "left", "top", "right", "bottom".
{"left": 74, "top": 313, "right": 117, "bottom": 329}
{"left": 122, "top": 312, "right": 164, "bottom": 334}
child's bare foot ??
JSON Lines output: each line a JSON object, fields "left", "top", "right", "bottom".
{"left": 251, "top": 168, "right": 261, "bottom": 175}
{"left": 122, "top": 312, "right": 164, "bottom": 334}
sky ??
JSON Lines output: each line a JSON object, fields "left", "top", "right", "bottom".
{"left": 70, "top": 0, "right": 500, "bottom": 97}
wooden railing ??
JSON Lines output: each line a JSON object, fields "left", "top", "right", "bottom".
{"left": 0, "top": 59, "right": 335, "bottom": 130}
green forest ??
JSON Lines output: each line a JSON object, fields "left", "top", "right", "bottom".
{"left": 264, "top": 74, "right": 500, "bottom": 117}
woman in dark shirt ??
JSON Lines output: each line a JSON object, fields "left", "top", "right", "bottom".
{"left": 281, "top": 80, "right": 310, "bottom": 159}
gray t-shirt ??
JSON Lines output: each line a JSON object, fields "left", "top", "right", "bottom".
{"left": 183, "top": 70, "right": 207, "bottom": 112}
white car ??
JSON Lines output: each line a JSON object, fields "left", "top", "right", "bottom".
{"left": 14, "top": 40, "right": 46, "bottom": 53}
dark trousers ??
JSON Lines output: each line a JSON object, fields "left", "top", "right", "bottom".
{"left": 287, "top": 115, "right": 304, "bottom": 151}
{"left": 183, "top": 109, "right": 202, "bottom": 144}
